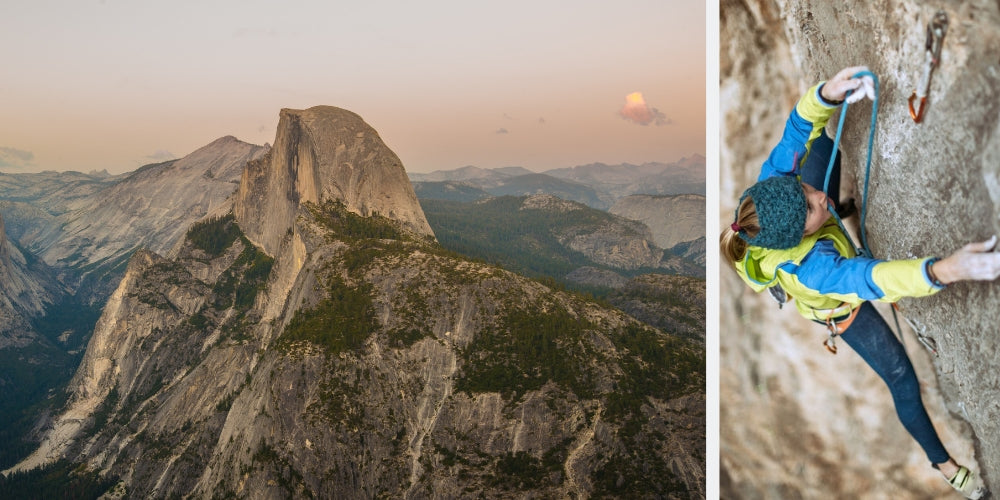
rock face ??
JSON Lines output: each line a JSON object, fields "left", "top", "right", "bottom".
{"left": 671, "top": 236, "right": 706, "bottom": 267}
{"left": 721, "top": 0, "right": 1000, "bottom": 498}
{"left": 517, "top": 194, "right": 702, "bottom": 275}
{"left": 48, "top": 137, "right": 265, "bottom": 272}
{"left": 12, "top": 107, "right": 706, "bottom": 498}
{"left": 0, "top": 172, "right": 118, "bottom": 265}
{"left": 235, "top": 106, "right": 433, "bottom": 257}
{"left": 0, "top": 170, "right": 118, "bottom": 218}
{"left": 610, "top": 194, "right": 706, "bottom": 251}
{"left": 0, "top": 213, "right": 36, "bottom": 345}
{"left": 0, "top": 213, "right": 64, "bottom": 339}
{"left": 1, "top": 137, "right": 267, "bottom": 301}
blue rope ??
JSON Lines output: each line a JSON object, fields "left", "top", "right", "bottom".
{"left": 823, "top": 70, "right": 879, "bottom": 259}
{"left": 822, "top": 71, "right": 928, "bottom": 352}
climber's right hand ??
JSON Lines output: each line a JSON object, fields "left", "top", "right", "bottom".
{"left": 821, "top": 66, "right": 875, "bottom": 104}
{"left": 932, "top": 236, "right": 1000, "bottom": 284}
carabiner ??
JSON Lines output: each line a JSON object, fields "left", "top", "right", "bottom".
{"left": 823, "top": 334, "right": 838, "bottom": 355}
{"left": 909, "top": 10, "right": 948, "bottom": 123}
{"left": 908, "top": 94, "right": 927, "bottom": 122}
{"left": 823, "top": 317, "right": 840, "bottom": 354}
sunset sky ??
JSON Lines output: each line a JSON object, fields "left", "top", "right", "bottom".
{"left": 1, "top": 0, "right": 704, "bottom": 174}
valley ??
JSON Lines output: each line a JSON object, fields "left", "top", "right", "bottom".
{"left": 0, "top": 107, "right": 705, "bottom": 498}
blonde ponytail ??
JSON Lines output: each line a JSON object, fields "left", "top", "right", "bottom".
{"left": 720, "top": 196, "right": 760, "bottom": 263}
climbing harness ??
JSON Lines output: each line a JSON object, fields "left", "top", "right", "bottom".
{"left": 908, "top": 10, "right": 949, "bottom": 123}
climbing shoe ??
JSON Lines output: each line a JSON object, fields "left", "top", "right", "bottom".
{"left": 946, "top": 465, "right": 987, "bottom": 499}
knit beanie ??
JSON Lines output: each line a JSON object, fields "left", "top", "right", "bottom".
{"left": 736, "top": 175, "right": 806, "bottom": 249}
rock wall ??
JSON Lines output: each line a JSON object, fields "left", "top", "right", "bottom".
{"left": 721, "top": 0, "right": 1000, "bottom": 498}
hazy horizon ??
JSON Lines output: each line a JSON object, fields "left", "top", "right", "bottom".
{"left": 4, "top": 149, "right": 706, "bottom": 179}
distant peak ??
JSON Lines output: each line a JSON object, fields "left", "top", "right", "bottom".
{"left": 184, "top": 136, "right": 264, "bottom": 157}
{"left": 206, "top": 135, "right": 245, "bottom": 146}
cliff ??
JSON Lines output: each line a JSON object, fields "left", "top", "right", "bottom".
{"left": 0, "top": 213, "right": 64, "bottom": 337}
{"left": 0, "top": 213, "right": 35, "bottom": 344}
{"left": 721, "top": 1, "right": 1000, "bottom": 498}
{"left": 10, "top": 106, "right": 705, "bottom": 498}
{"left": 234, "top": 105, "right": 434, "bottom": 257}
{"left": 0, "top": 170, "right": 118, "bottom": 217}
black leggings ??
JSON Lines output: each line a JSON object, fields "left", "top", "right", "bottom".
{"left": 840, "top": 303, "right": 950, "bottom": 464}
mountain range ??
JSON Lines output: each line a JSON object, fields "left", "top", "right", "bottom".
{"left": 411, "top": 162, "right": 707, "bottom": 271}
{"left": 419, "top": 194, "right": 703, "bottom": 279}
{"left": 409, "top": 156, "right": 705, "bottom": 211}
{"left": 0, "top": 106, "right": 706, "bottom": 498}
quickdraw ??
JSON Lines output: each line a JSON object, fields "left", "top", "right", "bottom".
{"left": 892, "top": 303, "right": 939, "bottom": 356}
{"left": 908, "top": 10, "right": 949, "bottom": 123}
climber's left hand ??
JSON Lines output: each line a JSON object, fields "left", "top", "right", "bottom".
{"left": 822, "top": 66, "right": 875, "bottom": 104}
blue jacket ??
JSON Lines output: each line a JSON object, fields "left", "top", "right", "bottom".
{"left": 735, "top": 83, "right": 943, "bottom": 321}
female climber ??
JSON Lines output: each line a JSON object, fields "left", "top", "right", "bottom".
{"left": 720, "top": 65, "right": 999, "bottom": 499}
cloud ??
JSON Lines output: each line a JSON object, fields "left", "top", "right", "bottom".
{"left": 145, "top": 150, "right": 177, "bottom": 162}
{"left": 0, "top": 147, "right": 35, "bottom": 170}
{"left": 495, "top": 128, "right": 509, "bottom": 134}
{"left": 619, "top": 92, "right": 670, "bottom": 126}
{"left": 538, "top": 117, "right": 546, "bottom": 125}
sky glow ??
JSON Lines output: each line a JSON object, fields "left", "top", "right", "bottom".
{"left": 0, "top": 0, "right": 704, "bottom": 174}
